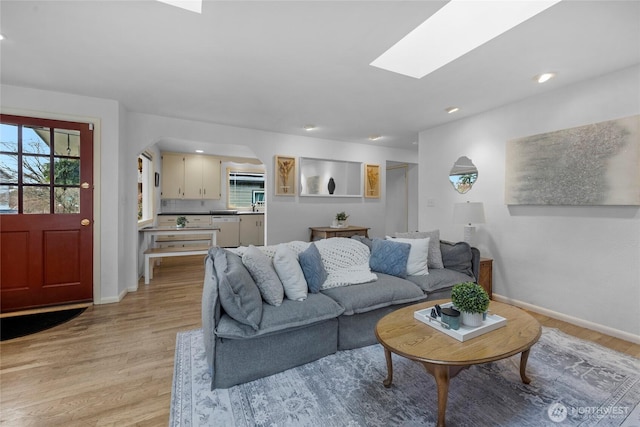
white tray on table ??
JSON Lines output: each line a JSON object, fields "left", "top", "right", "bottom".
{"left": 414, "top": 302, "right": 506, "bottom": 342}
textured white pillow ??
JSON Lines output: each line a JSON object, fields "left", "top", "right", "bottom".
{"left": 273, "top": 245, "right": 308, "bottom": 301}
{"left": 242, "top": 245, "right": 284, "bottom": 306}
{"left": 394, "top": 230, "right": 444, "bottom": 269}
{"left": 387, "top": 236, "right": 430, "bottom": 276}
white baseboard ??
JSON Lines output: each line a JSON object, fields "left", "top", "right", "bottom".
{"left": 493, "top": 294, "right": 640, "bottom": 345}
{"left": 94, "top": 288, "right": 130, "bottom": 305}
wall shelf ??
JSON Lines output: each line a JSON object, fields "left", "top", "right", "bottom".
{"left": 299, "top": 157, "right": 362, "bottom": 197}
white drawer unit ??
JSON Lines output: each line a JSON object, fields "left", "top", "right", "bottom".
{"left": 212, "top": 216, "right": 240, "bottom": 247}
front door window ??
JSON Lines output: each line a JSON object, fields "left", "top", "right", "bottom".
{"left": 0, "top": 124, "right": 81, "bottom": 214}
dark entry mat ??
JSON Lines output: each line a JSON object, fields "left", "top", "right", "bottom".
{"left": 1, "top": 308, "right": 86, "bottom": 341}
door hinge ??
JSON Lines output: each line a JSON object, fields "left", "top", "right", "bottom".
{"left": 89, "top": 123, "right": 94, "bottom": 131}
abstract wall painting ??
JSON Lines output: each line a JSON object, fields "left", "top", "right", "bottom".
{"left": 505, "top": 115, "right": 639, "bottom": 205}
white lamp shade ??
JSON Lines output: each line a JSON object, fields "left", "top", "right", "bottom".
{"left": 453, "top": 202, "right": 485, "bottom": 225}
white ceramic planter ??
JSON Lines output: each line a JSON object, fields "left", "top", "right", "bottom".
{"left": 461, "top": 311, "right": 483, "bottom": 327}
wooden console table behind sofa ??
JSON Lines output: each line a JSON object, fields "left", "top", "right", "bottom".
{"left": 309, "top": 226, "right": 369, "bottom": 241}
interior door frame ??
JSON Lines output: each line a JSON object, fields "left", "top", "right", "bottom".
{"left": 2, "top": 107, "right": 102, "bottom": 305}
{"left": 385, "top": 163, "right": 409, "bottom": 235}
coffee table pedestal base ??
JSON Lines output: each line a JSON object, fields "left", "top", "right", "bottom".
{"left": 382, "top": 347, "right": 533, "bottom": 427}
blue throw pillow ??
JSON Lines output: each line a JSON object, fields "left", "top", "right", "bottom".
{"left": 370, "top": 238, "right": 411, "bottom": 278}
{"left": 298, "top": 243, "right": 327, "bottom": 293}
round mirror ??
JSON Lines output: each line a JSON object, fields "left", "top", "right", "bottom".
{"left": 449, "top": 156, "right": 478, "bottom": 194}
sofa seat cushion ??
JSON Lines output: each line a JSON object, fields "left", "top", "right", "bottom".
{"left": 406, "top": 268, "right": 475, "bottom": 293}
{"left": 321, "top": 273, "right": 425, "bottom": 315}
{"left": 215, "top": 292, "right": 344, "bottom": 339}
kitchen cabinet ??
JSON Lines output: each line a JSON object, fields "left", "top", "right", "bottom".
{"left": 161, "top": 154, "right": 185, "bottom": 199}
{"left": 239, "top": 214, "right": 264, "bottom": 246}
{"left": 161, "top": 153, "right": 221, "bottom": 200}
{"left": 184, "top": 155, "right": 221, "bottom": 199}
{"left": 212, "top": 216, "right": 240, "bottom": 247}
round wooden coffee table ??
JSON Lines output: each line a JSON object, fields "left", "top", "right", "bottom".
{"left": 375, "top": 299, "right": 541, "bottom": 427}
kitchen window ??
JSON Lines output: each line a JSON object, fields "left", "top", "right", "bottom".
{"left": 227, "top": 169, "right": 264, "bottom": 209}
{"left": 138, "top": 152, "right": 154, "bottom": 225}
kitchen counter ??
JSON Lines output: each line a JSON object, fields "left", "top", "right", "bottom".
{"left": 158, "top": 210, "right": 239, "bottom": 216}
{"left": 158, "top": 211, "right": 264, "bottom": 216}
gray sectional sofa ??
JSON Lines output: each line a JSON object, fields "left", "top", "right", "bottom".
{"left": 201, "top": 235, "right": 479, "bottom": 389}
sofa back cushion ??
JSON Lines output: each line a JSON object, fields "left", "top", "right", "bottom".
{"left": 214, "top": 248, "right": 263, "bottom": 331}
{"left": 440, "top": 241, "right": 473, "bottom": 277}
{"left": 369, "top": 238, "right": 411, "bottom": 278}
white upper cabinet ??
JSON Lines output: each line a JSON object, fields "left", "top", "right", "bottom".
{"left": 162, "top": 153, "right": 221, "bottom": 200}
{"left": 161, "top": 153, "right": 186, "bottom": 199}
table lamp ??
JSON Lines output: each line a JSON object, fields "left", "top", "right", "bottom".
{"left": 453, "top": 201, "right": 485, "bottom": 244}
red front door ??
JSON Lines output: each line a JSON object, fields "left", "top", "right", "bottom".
{"left": 0, "top": 114, "right": 94, "bottom": 313}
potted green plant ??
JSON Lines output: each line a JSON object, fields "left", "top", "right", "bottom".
{"left": 176, "top": 216, "right": 188, "bottom": 228}
{"left": 335, "top": 211, "right": 349, "bottom": 228}
{"left": 451, "top": 282, "right": 490, "bottom": 327}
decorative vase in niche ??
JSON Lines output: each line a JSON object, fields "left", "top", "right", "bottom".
{"left": 461, "top": 311, "right": 483, "bottom": 327}
{"left": 328, "top": 177, "right": 335, "bottom": 195}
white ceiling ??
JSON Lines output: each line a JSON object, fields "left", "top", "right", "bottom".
{"left": 1, "top": 1, "right": 639, "bottom": 152}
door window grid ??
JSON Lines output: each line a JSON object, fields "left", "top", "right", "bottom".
{"left": 0, "top": 122, "right": 81, "bottom": 214}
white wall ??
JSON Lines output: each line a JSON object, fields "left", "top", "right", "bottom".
{"left": 127, "top": 112, "right": 419, "bottom": 244}
{"left": 2, "top": 84, "right": 419, "bottom": 305}
{"left": 1, "top": 84, "right": 124, "bottom": 304}
{"left": 418, "top": 65, "right": 640, "bottom": 341}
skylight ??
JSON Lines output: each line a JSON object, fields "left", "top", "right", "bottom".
{"left": 370, "top": 0, "right": 562, "bottom": 79}
{"left": 156, "top": 0, "right": 202, "bottom": 14}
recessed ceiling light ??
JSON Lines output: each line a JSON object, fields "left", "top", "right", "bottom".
{"left": 195, "top": 149, "right": 204, "bottom": 153}
{"left": 0, "top": 34, "right": 5, "bottom": 41}
{"left": 445, "top": 107, "right": 460, "bottom": 114}
{"left": 303, "top": 125, "right": 316, "bottom": 131}
{"left": 368, "top": 135, "right": 382, "bottom": 141}
{"left": 534, "top": 72, "right": 556, "bottom": 83}
{"left": 370, "top": 0, "right": 561, "bottom": 79}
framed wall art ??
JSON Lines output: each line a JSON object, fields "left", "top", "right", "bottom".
{"left": 505, "top": 115, "right": 639, "bottom": 205}
{"left": 275, "top": 155, "right": 296, "bottom": 196}
{"left": 365, "top": 164, "right": 380, "bottom": 198}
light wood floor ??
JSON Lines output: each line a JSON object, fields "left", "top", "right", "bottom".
{"left": 1, "top": 256, "right": 638, "bottom": 426}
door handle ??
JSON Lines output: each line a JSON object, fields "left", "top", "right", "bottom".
{"left": 81, "top": 182, "right": 91, "bottom": 189}
{"left": 81, "top": 219, "right": 91, "bottom": 226}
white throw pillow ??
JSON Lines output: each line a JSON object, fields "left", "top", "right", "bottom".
{"left": 386, "top": 236, "right": 430, "bottom": 276}
{"left": 273, "top": 245, "right": 308, "bottom": 301}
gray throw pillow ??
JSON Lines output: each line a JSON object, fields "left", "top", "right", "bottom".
{"left": 440, "top": 241, "right": 473, "bottom": 277}
{"left": 298, "top": 243, "right": 327, "bottom": 293}
{"left": 394, "top": 230, "right": 445, "bottom": 269}
{"left": 369, "top": 238, "right": 411, "bottom": 278}
{"left": 214, "top": 248, "right": 263, "bottom": 331}
{"left": 242, "top": 245, "right": 285, "bottom": 306}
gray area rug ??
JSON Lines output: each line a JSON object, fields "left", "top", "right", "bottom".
{"left": 170, "top": 327, "right": 640, "bottom": 426}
